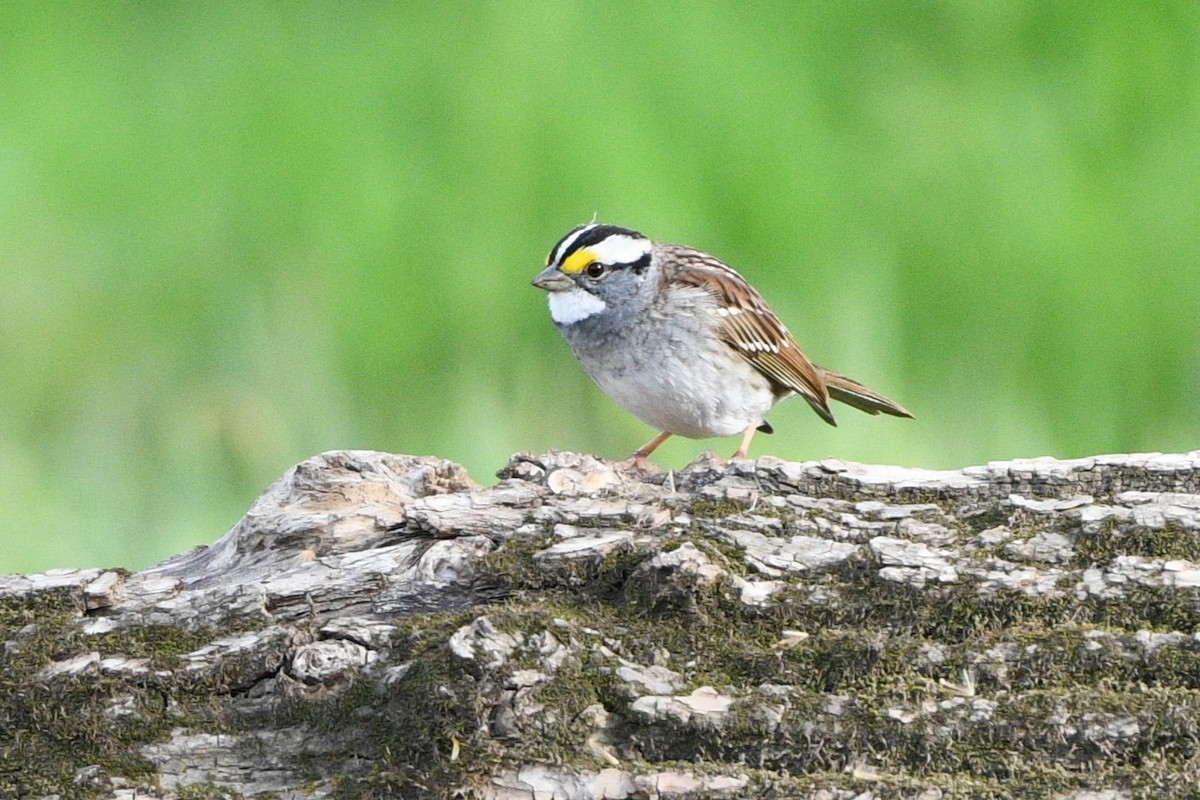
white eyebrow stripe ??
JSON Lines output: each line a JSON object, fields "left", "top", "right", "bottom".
{"left": 552, "top": 224, "right": 598, "bottom": 266}
{"left": 588, "top": 234, "right": 651, "bottom": 265}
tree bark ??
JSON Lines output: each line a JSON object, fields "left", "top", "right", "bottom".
{"left": 3, "top": 449, "right": 1200, "bottom": 799}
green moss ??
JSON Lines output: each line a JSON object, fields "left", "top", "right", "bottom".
{"left": 1075, "top": 519, "right": 1200, "bottom": 565}
{"left": 478, "top": 529, "right": 660, "bottom": 602}
{"left": 0, "top": 589, "right": 274, "bottom": 799}
{"left": 0, "top": 588, "right": 85, "bottom": 661}
{"left": 84, "top": 621, "right": 251, "bottom": 668}
{"left": 0, "top": 594, "right": 156, "bottom": 797}
{"left": 687, "top": 496, "right": 758, "bottom": 519}
{"left": 257, "top": 609, "right": 501, "bottom": 797}
{"left": 686, "top": 494, "right": 822, "bottom": 536}
{"left": 1092, "top": 584, "right": 1200, "bottom": 632}
{"left": 960, "top": 505, "right": 1012, "bottom": 534}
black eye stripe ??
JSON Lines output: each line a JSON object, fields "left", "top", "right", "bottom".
{"left": 588, "top": 251, "right": 651, "bottom": 276}
{"left": 626, "top": 252, "right": 651, "bottom": 275}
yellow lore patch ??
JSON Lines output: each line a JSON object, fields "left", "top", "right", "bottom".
{"left": 560, "top": 248, "right": 595, "bottom": 275}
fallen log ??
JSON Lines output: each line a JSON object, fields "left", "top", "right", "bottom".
{"left": 3, "top": 449, "right": 1200, "bottom": 799}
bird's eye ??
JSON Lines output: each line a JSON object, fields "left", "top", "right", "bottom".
{"left": 585, "top": 262, "right": 606, "bottom": 278}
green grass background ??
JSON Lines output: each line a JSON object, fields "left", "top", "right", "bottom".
{"left": 2, "top": 2, "right": 1197, "bottom": 573}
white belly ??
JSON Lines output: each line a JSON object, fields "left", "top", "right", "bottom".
{"left": 579, "top": 335, "right": 777, "bottom": 439}
{"left": 554, "top": 280, "right": 783, "bottom": 439}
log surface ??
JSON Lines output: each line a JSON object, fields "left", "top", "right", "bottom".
{"left": 3, "top": 449, "right": 1200, "bottom": 799}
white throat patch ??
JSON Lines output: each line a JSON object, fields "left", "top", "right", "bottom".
{"left": 548, "top": 287, "right": 607, "bottom": 325}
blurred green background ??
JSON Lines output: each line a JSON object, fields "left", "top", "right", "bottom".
{"left": 2, "top": 2, "right": 1197, "bottom": 574}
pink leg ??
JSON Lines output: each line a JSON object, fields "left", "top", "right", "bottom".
{"left": 731, "top": 422, "right": 759, "bottom": 460}
{"left": 625, "top": 431, "right": 672, "bottom": 470}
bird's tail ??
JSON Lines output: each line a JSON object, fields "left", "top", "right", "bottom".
{"left": 818, "top": 368, "right": 914, "bottom": 419}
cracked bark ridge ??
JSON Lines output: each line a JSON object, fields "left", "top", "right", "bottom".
{"left": 3, "top": 449, "right": 1200, "bottom": 799}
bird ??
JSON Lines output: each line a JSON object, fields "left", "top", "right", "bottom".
{"left": 532, "top": 223, "right": 912, "bottom": 467}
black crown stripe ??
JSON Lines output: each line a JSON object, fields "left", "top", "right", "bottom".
{"left": 552, "top": 224, "right": 646, "bottom": 266}
{"left": 547, "top": 223, "right": 590, "bottom": 265}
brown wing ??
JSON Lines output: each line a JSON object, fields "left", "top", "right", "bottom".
{"left": 663, "top": 245, "right": 835, "bottom": 425}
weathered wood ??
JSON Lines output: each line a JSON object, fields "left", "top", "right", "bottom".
{"left": 3, "top": 449, "right": 1200, "bottom": 799}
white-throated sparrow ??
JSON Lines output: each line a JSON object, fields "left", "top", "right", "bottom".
{"left": 533, "top": 223, "right": 912, "bottom": 465}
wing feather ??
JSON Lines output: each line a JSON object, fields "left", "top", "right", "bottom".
{"left": 663, "top": 245, "right": 833, "bottom": 423}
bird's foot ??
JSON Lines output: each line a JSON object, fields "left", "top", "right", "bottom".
{"left": 617, "top": 454, "right": 664, "bottom": 474}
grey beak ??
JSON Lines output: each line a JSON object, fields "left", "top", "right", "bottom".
{"left": 532, "top": 265, "right": 574, "bottom": 292}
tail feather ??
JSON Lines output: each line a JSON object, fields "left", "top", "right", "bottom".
{"left": 818, "top": 368, "right": 914, "bottom": 419}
